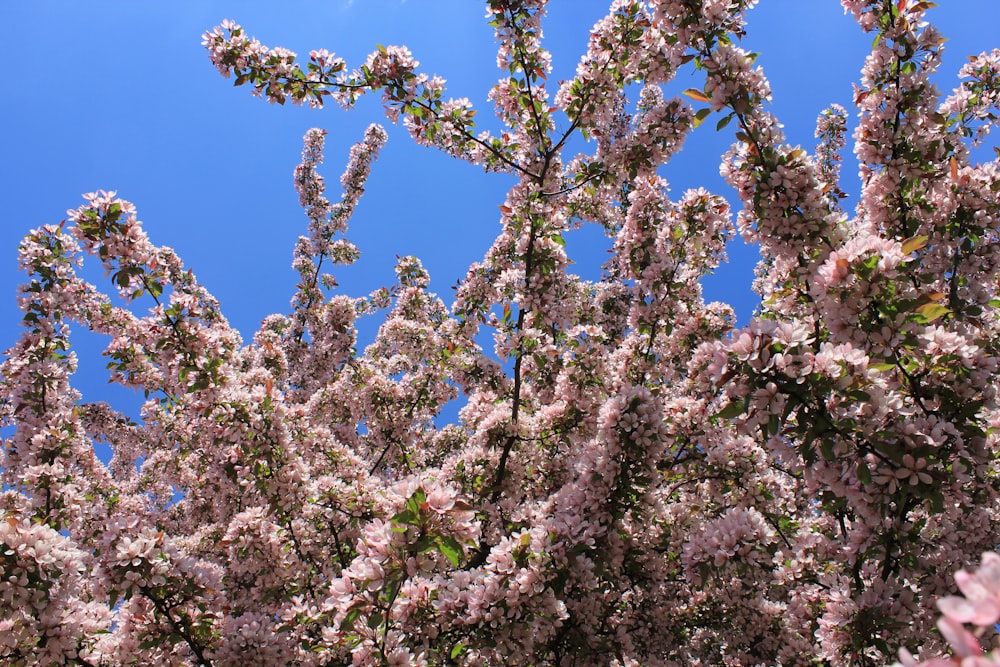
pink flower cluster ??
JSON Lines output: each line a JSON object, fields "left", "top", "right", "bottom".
{"left": 2, "top": 0, "right": 1000, "bottom": 665}
{"left": 897, "top": 551, "right": 1000, "bottom": 665}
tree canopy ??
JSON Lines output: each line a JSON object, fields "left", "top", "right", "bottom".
{"left": 3, "top": 1, "right": 1000, "bottom": 665}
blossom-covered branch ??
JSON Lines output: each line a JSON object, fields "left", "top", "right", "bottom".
{"left": 2, "top": 0, "right": 999, "bottom": 665}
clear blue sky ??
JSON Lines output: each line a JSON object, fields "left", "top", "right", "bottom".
{"left": 1, "top": 2, "right": 998, "bottom": 416}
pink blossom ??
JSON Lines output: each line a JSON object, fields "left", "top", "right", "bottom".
{"left": 3, "top": 2, "right": 1000, "bottom": 664}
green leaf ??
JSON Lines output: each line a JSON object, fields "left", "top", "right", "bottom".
{"left": 415, "top": 535, "right": 435, "bottom": 553}
{"left": 901, "top": 235, "right": 928, "bottom": 254}
{"left": 406, "top": 488, "right": 427, "bottom": 516}
{"left": 766, "top": 413, "right": 780, "bottom": 437}
{"left": 857, "top": 460, "right": 872, "bottom": 486}
{"left": 716, "top": 113, "right": 733, "bottom": 131}
{"left": 451, "top": 643, "right": 468, "bottom": 660}
{"left": 693, "top": 107, "right": 711, "bottom": 128}
{"left": 874, "top": 439, "right": 904, "bottom": 463}
{"left": 391, "top": 508, "right": 418, "bottom": 527}
{"left": 436, "top": 535, "right": 464, "bottom": 567}
{"left": 914, "top": 303, "right": 951, "bottom": 323}
{"left": 683, "top": 88, "right": 710, "bottom": 103}
{"left": 819, "top": 439, "right": 836, "bottom": 461}
{"left": 714, "top": 400, "right": 747, "bottom": 420}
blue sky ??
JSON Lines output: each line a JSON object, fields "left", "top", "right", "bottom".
{"left": 1, "top": 1, "right": 998, "bottom": 417}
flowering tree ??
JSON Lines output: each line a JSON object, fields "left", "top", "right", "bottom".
{"left": 3, "top": 0, "right": 1000, "bottom": 665}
